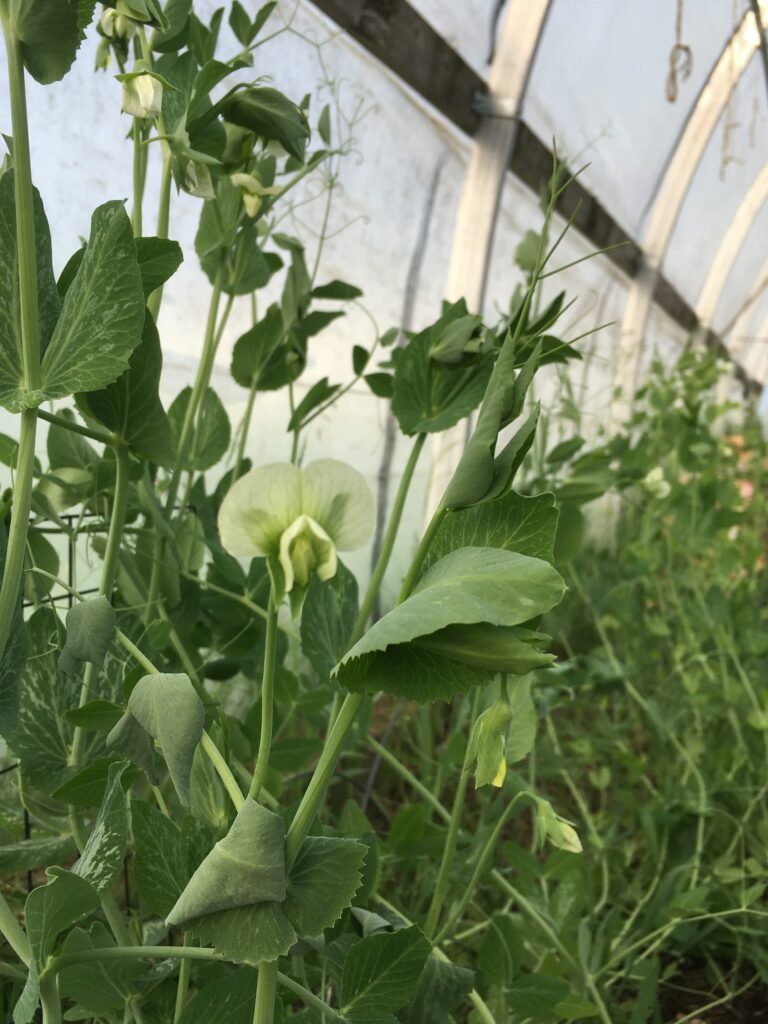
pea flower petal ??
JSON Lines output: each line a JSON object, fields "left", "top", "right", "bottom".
{"left": 218, "top": 463, "right": 303, "bottom": 557}
{"left": 301, "top": 459, "right": 375, "bottom": 550}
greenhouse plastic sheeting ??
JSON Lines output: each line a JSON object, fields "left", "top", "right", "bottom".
{"left": 0, "top": 0, "right": 766, "bottom": 594}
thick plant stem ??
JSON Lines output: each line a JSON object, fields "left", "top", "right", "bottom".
{"left": 0, "top": 410, "right": 37, "bottom": 658}
{"left": 253, "top": 961, "right": 279, "bottom": 1024}
{"left": 39, "top": 974, "right": 61, "bottom": 1024}
{"left": 0, "top": 26, "right": 41, "bottom": 663}
{"left": 351, "top": 433, "right": 426, "bottom": 641}
{"left": 249, "top": 591, "right": 279, "bottom": 801}
{"left": 0, "top": 889, "right": 30, "bottom": 966}
{"left": 424, "top": 690, "right": 480, "bottom": 938}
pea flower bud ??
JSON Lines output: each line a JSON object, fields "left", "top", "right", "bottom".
{"left": 218, "top": 460, "right": 374, "bottom": 613}
{"left": 100, "top": 8, "right": 137, "bottom": 38}
{"left": 121, "top": 72, "right": 162, "bottom": 119}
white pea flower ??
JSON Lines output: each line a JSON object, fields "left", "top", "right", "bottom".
{"left": 643, "top": 466, "right": 671, "bottom": 499}
{"left": 230, "top": 172, "right": 282, "bottom": 218}
{"left": 536, "top": 797, "right": 583, "bottom": 854}
{"left": 218, "top": 460, "right": 374, "bottom": 611}
{"left": 100, "top": 9, "right": 137, "bottom": 37}
{"left": 122, "top": 73, "right": 163, "bottom": 119}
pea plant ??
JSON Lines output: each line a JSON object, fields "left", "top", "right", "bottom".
{"left": 0, "top": 3, "right": 588, "bottom": 1023}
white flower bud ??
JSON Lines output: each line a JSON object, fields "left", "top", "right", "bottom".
{"left": 100, "top": 9, "right": 136, "bottom": 38}
{"left": 122, "top": 73, "right": 162, "bottom": 119}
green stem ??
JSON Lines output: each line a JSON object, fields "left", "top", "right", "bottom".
{"left": 70, "top": 445, "right": 130, "bottom": 772}
{"left": 249, "top": 590, "right": 279, "bottom": 801}
{"left": 434, "top": 790, "right": 532, "bottom": 945}
{"left": 351, "top": 433, "right": 426, "bottom": 641}
{"left": 234, "top": 375, "right": 258, "bottom": 479}
{"left": 37, "top": 408, "right": 115, "bottom": 445}
{"left": 131, "top": 119, "right": 144, "bottom": 237}
{"left": 0, "top": 24, "right": 41, "bottom": 663}
{"left": 172, "top": 935, "right": 192, "bottom": 1024}
{"left": 0, "top": 889, "right": 30, "bottom": 966}
{"left": 146, "top": 148, "right": 172, "bottom": 319}
{"left": 396, "top": 504, "right": 447, "bottom": 603}
{"left": 253, "top": 961, "right": 278, "bottom": 1024}
{"left": 424, "top": 690, "right": 480, "bottom": 938}
{"left": 39, "top": 974, "right": 61, "bottom": 1024}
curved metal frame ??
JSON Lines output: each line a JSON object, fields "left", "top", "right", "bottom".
{"left": 610, "top": 6, "right": 761, "bottom": 429}
{"left": 424, "top": 0, "right": 551, "bottom": 515}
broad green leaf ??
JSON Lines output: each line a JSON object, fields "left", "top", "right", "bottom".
{"left": 300, "top": 560, "right": 359, "bottom": 680}
{"left": 506, "top": 676, "right": 538, "bottom": 763}
{"left": 399, "top": 956, "right": 474, "bottom": 1024}
{"left": 392, "top": 305, "right": 493, "bottom": 435}
{"left": 312, "top": 279, "right": 362, "bottom": 300}
{"left": 556, "top": 992, "right": 601, "bottom": 1020}
{"left": 221, "top": 86, "right": 309, "bottom": 162}
{"left": 288, "top": 376, "right": 340, "bottom": 431}
{"left": 178, "top": 969, "right": 258, "bottom": 1024}
{"left": 230, "top": 304, "right": 288, "bottom": 390}
{"left": 0, "top": 834, "right": 76, "bottom": 873}
{"left": 416, "top": 624, "right": 554, "bottom": 675}
{"left": 0, "top": 172, "right": 60, "bottom": 412}
{"left": 40, "top": 201, "right": 145, "bottom": 405}
{"left": 168, "top": 385, "right": 231, "bottom": 471}
{"left": 58, "top": 596, "right": 116, "bottom": 675}
{"left": 7, "top": 0, "right": 81, "bottom": 84}
{"left": 73, "top": 761, "right": 130, "bottom": 893}
{"left": 25, "top": 866, "right": 100, "bottom": 967}
{"left": 340, "top": 925, "right": 431, "bottom": 1016}
{"left": 78, "top": 312, "right": 176, "bottom": 466}
{"left": 46, "top": 408, "right": 97, "bottom": 469}
{"left": 12, "top": 608, "right": 79, "bottom": 795}
{"left": 423, "top": 491, "right": 559, "bottom": 572}
{"left": 64, "top": 700, "right": 124, "bottom": 732}
{"left": 134, "top": 236, "right": 183, "bottom": 296}
{"left": 22, "top": 527, "right": 60, "bottom": 602}
{"left": 106, "top": 712, "right": 158, "bottom": 785}
{"left": 167, "top": 799, "right": 285, "bottom": 926}
{"left": 132, "top": 799, "right": 191, "bottom": 917}
{"left": 283, "top": 835, "right": 366, "bottom": 936}
{"left": 126, "top": 673, "right": 204, "bottom": 804}
{"left": 59, "top": 922, "right": 143, "bottom": 1015}
{"left": 508, "top": 973, "right": 570, "bottom": 1017}
{"left": 186, "top": 900, "right": 296, "bottom": 965}
{"left": 479, "top": 912, "right": 524, "bottom": 986}
{"left": 52, "top": 756, "right": 126, "bottom": 807}
{"left": 334, "top": 547, "right": 565, "bottom": 699}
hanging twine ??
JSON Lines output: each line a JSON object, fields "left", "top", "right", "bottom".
{"left": 666, "top": 0, "right": 693, "bottom": 102}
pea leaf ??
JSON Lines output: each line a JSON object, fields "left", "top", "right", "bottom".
{"left": 78, "top": 312, "right": 176, "bottom": 466}
{"left": 231, "top": 303, "right": 293, "bottom": 391}
{"left": 283, "top": 835, "right": 366, "bottom": 937}
{"left": 167, "top": 799, "right": 285, "bottom": 926}
{"left": 399, "top": 956, "right": 475, "bottom": 1024}
{"left": 334, "top": 547, "right": 565, "bottom": 699}
{"left": 73, "top": 761, "right": 130, "bottom": 893}
{"left": 221, "top": 86, "right": 309, "bottom": 162}
{"left": 12, "top": 608, "right": 79, "bottom": 795}
{"left": 300, "top": 559, "right": 359, "bottom": 680}
{"left": 132, "top": 799, "right": 191, "bottom": 918}
{"left": 7, "top": 0, "right": 81, "bottom": 84}
{"left": 0, "top": 172, "right": 60, "bottom": 412}
{"left": 312, "top": 279, "right": 362, "bottom": 300}
{"left": 25, "top": 866, "right": 100, "bottom": 967}
{"left": 177, "top": 969, "right": 258, "bottom": 1024}
{"left": 169, "top": 385, "right": 231, "bottom": 471}
{"left": 340, "top": 925, "right": 431, "bottom": 1017}
{"left": 59, "top": 922, "right": 143, "bottom": 1015}
{"left": 58, "top": 596, "right": 116, "bottom": 675}
{"left": 186, "top": 901, "right": 296, "bottom": 965}
{"left": 52, "top": 756, "right": 126, "bottom": 807}
{"left": 126, "top": 673, "right": 204, "bottom": 804}
{"left": 423, "top": 491, "right": 559, "bottom": 572}
{"left": 508, "top": 973, "right": 570, "bottom": 1017}
{"left": 40, "top": 201, "right": 145, "bottom": 405}
{"left": 0, "top": 834, "right": 76, "bottom": 874}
